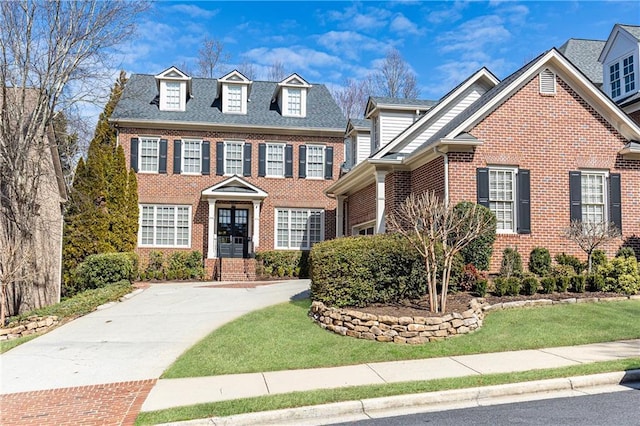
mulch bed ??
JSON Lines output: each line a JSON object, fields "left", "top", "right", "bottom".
{"left": 355, "top": 291, "right": 626, "bottom": 318}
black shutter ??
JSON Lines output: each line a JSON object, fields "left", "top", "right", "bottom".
{"left": 243, "top": 143, "right": 252, "bottom": 177}
{"left": 159, "top": 139, "right": 168, "bottom": 174}
{"left": 298, "top": 145, "right": 306, "bottom": 178}
{"left": 202, "top": 141, "right": 210, "bottom": 175}
{"left": 173, "top": 140, "right": 181, "bottom": 174}
{"left": 258, "top": 143, "right": 266, "bottom": 177}
{"left": 517, "top": 169, "right": 531, "bottom": 234}
{"left": 324, "top": 146, "right": 334, "bottom": 180}
{"left": 216, "top": 142, "right": 224, "bottom": 176}
{"left": 285, "top": 144, "right": 293, "bottom": 178}
{"left": 569, "top": 171, "right": 582, "bottom": 221}
{"left": 609, "top": 173, "right": 622, "bottom": 232}
{"left": 130, "top": 138, "right": 138, "bottom": 172}
{"left": 476, "top": 168, "right": 490, "bottom": 208}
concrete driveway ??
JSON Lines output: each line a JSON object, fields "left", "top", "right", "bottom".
{"left": 0, "top": 279, "right": 309, "bottom": 394}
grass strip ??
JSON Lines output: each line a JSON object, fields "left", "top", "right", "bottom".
{"left": 0, "top": 281, "right": 133, "bottom": 354}
{"left": 163, "top": 298, "right": 640, "bottom": 378}
{"left": 137, "top": 358, "right": 640, "bottom": 425}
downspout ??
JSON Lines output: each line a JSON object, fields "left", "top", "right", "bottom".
{"left": 434, "top": 145, "right": 449, "bottom": 204}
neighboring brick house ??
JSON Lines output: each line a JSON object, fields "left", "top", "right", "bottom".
{"left": 110, "top": 67, "right": 345, "bottom": 280}
{"left": 327, "top": 48, "right": 640, "bottom": 271}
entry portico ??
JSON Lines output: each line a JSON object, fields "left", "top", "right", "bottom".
{"left": 201, "top": 176, "right": 267, "bottom": 259}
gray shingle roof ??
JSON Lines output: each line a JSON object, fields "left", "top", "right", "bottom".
{"left": 111, "top": 74, "right": 346, "bottom": 131}
{"left": 558, "top": 39, "right": 605, "bottom": 85}
{"left": 620, "top": 24, "right": 640, "bottom": 40}
{"left": 370, "top": 97, "right": 438, "bottom": 108}
{"left": 348, "top": 118, "right": 370, "bottom": 130}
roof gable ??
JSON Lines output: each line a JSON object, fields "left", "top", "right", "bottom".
{"left": 155, "top": 66, "right": 190, "bottom": 80}
{"left": 218, "top": 70, "right": 251, "bottom": 83}
{"left": 365, "top": 97, "right": 438, "bottom": 118}
{"left": 598, "top": 24, "right": 640, "bottom": 63}
{"left": 201, "top": 175, "right": 267, "bottom": 199}
{"left": 279, "top": 73, "right": 311, "bottom": 88}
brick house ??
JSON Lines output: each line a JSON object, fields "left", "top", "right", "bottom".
{"left": 110, "top": 68, "right": 345, "bottom": 280}
{"left": 327, "top": 48, "right": 640, "bottom": 271}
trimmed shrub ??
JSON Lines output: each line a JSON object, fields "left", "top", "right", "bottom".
{"left": 493, "top": 277, "right": 509, "bottom": 297}
{"left": 72, "top": 252, "right": 134, "bottom": 294}
{"left": 256, "top": 250, "right": 310, "bottom": 278}
{"left": 556, "top": 276, "right": 571, "bottom": 292}
{"left": 145, "top": 250, "right": 164, "bottom": 280}
{"left": 528, "top": 247, "right": 551, "bottom": 276}
{"left": 141, "top": 250, "right": 204, "bottom": 281}
{"left": 310, "top": 234, "right": 426, "bottom": 307}
{"left": 521, "top": 276, "right": 539, "bottom": 295}
{"left": 500, "top": 247, "right": 523, "bottom": 278}
{"left": 455, "top": 202, "right": 497, "bottom": 271}
{"left": 616, "top": 247, "right": 636, "bottom": 259}
{"left": 540, "top": 277, "right": 556, "bottom": 294}
{"left": 591, "top": 250, "right": 608, "bottom": 269}
{"left": 571, "top": 275, "right": 586, "bottom": 293}
{"left": 506, "top": 277, "right": 521, "bottom": 296}
{"left": 595, "top": 255, "right": 640, "bottom": 295}
{"left": 586, "top": 274, "right": 605, "bottom": 292}
{"left": 555, "top": 253, "right": 584, "bottom": 274}
{"left": 474, "top": 279, "right": 488, "bottom": 297}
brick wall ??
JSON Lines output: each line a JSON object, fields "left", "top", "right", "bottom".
{"left": 346, "top": 183, "right": 375, "bottom": 235}
{"left": 446, "top": 74, "right": 640, "bottom": 271}
{"left": 118, "top": 128, "right": 343, "bottom": 265}
{"left": 385, "top": 170, "right": 411, "bottom": 215}
{"left": 411, "top": 156, "right": 446, "bottom": 198}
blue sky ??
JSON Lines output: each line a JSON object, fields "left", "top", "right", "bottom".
{"left": 119, "top": 1, "right": 638, "bottom": 100}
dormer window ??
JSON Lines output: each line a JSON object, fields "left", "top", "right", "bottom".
{"left": 606, "top": 54, "right": 636, "bottom": 100}
{"left": 275, "top": 74, "right": 311, "bottom": 118}
{"left": 155, "top": 66, "right": 191, "bottom": 112}
{"left": 218, "top": 70, "right": 252, "bottom": 115}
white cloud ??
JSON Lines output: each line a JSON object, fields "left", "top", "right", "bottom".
{"left": 242, "top": 46, "right": 343, "bottom": 79}
{"left": 437, "top": 15, "right": 511, "bottom": 56}
{"left": 316, "top": 31, "right": 393, "bottom": 60}
{"left": 390, "top": 14, "right": 424, "bottom": 36}
{"left": 423, "top": 57, "right": 512, "bottom": 98}
{"left": 426, "top": 8, "right": 462, "bottom": 25}
{"left": 167, "top": 4, "right": 219, "bottom": 19}
{"left": 324, "top": 4, "right": 392, "bottom": 33}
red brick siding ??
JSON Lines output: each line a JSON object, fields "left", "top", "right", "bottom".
{"left": 447, "top": 74, "right": 640, "bottom": 271}
{"left": 118, "top": 128, "right": 342, "bottom": 263}
{"left": 411, "top": 156, "right": 446, "bottom": 198}
{"left": 385, "top": 171, "right": 411, "bottom": 215}
{"left": 346, "top": 183, "right": 375, "bottom": 235}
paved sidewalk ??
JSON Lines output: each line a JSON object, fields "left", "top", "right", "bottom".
{"left": 141, "top": 339, "right": 640, "bottom": 412}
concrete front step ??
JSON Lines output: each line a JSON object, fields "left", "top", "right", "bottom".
{"left": 205, "top": 258, "right": 257, "bottom": 281}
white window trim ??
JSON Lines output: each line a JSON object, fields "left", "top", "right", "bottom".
{"left": 606, "top": 53, "right": 637, "bottom": 101}
{"left": 352, "top": 220, "right": 375, "bottom": 236}
{"left": 223, "top": 83, "right": 248, "bottom": 114}
{"left": 305, "top": 144, "right": 326, "bottom": 180}
{"left": 181, "top": 138, "right": 202, "bottom": 175}
{"left": 138, "top": 204, "right": 192, "bottom": 248}
{"left": 488, "top": 166, "right": 518, "bottom": 235}
{"left": 274, "top": 208, "right": 325, "bottom": 250}
{"left": 580, "top": 169, "right": 609, "bottom": 225}
{"left": 224, "top": 140, "right": 245, "bottom": 176}
{"left": 138, "top": 136, "right": 161, "bottom": 174}
{"left": 159, "top": 80, "right": 186, "bottom": 111}
{"left": 266, "top": 142, "right": 286, "bottom": 178}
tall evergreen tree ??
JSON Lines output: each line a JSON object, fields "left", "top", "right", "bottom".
{"left": 62, "top": 71, "right": 138, "bottom": 293}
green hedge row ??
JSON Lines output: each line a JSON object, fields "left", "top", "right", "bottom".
{"left": 310, "top": 234, "right": 426, "bottom": 307}
{"left": 68, "top": 252, "right": 137, "bottom": 296}
{"left": 140, "top": 250, "right": 204, "bottom": 281}
{"left": 255, "top": 251, "right": 310, "bottom": 278}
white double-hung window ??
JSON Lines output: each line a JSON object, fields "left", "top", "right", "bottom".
{"left": 306, "top": 145, "right": 325, "bottom": 179}
{"left": 287, "top": 88, "right": 302, "bottom": 116}
{"left": 224, "top": 141, "right": 243, "bottom": 175}
{"left": 165, "top": 82, "right": 181, "bottom": 110}
{"left": 182, "top": 139, "right": 201, "bottom": 174}
{"left": 140, "top": 137, "right": 160, "bottom": 173}
{"left": 266, "top": 143, "right": 285, "bottom": 177}
{"left": 581, "top": 172, "right": 607, "bottom": 225}
{"left": 489, "top": 168, "right": 516, "bottom": 233}
{"left": 139, "top": 205, "right": 191, "bottom": 247}
{"left": 275, "top": 208, "right": 324, "bottom": 250}
{"left": 227, "top": 85, "right": 242, "bottom": 112}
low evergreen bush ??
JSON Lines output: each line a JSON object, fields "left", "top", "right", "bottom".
{"left": 571, "top": 275, "right": 586, "bottom": 293}
{"left": 528, "top": 247, "right": 551, "bottom": 276}
{"left": 595, "top": 255, "right": 640, "bottom": 295}
{"left": 555, "top": 253, "right": 584, "bottom": 274}
{"left": 459, "top": 263, "right": 479, "bottom": 292}
{"left": 586, "top": 274, "right": 605, "bottom": 292}
{"left": 310, "top": 234, "right": 426, "bottom": 307}
{"left": 521, "top": 276, "right": 539, "bottom": 295}
{"left": 455, "top": 201, "right": 497, "bottom": 271}
{"left": 616, "top": 247, "right": 636, "bottom": 259}
{"left": 256, "top": 251, "right": 310, "bottom": 278}
{"left": 72, "top": 252, "right": 134, "bottom": 295}
{"left": 141, "top": 250, "right": 204, "bottom": 281}
{"left": 474, "top": 279, "right": 488, "bottom": 297}
{"left": 506, "top": 277, "right": 521, "bottom": 296}
{"left": 556, "top": 275, "right": 571, "bottom": 292}
{"left": 591, "top": 250, "right": 608, "bottom": 269}
{"left": 500, "top": 247, "right": 523, "bottom": 278}
{"left": 493, "top": 277, "right": 509, "bottom": 297}
{"left": 540, "top": 277, "right": 556, "bottom": 294}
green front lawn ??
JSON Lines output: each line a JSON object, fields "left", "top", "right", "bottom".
{"left": 163, "top": 298, "right": 640, "bottom": 378}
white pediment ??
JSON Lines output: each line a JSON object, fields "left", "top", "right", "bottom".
{"left": 155, "top": 66, "right": 190, "bottom": 80}
{"left": 201, "top": 175, "right": 268, "bottom": 200}
{"left": 218, "top": 70, "right": 252, "bottom": 84}
{"left": 278, "top": 73, "right": 311, "bottom": 88}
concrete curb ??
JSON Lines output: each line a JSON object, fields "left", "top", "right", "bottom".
{"left": 157, "top": 369, "right": 640, "bottom": 426}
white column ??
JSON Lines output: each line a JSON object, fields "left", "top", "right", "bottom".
{"left": 375, "top": 170, "right": 388, "bottom": 234}
{"left": 336, "top": 195, "right": 345, "bottom": 237}
{"left": 207, "top": 199, "right": 217, "bottom": 258}
{"left": 252, "top": 200, "right": 261, "bottom": 252}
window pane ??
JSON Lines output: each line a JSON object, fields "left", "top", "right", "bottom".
{"left": 624, "top": 56, "right": 635, "bottom": 93}
{"left": 489, "top": 169, "right": 515, "bottom": 232}
{"left": 225, "top": 142, "right": 243, "bottom": 175}
{"left": 140, "top": 138, "right": 159, "bottom": 172}
{"left": 275, "top": 209, "right": 324, "bottom": 249}
{"left": 306, "top": 145, "right": 324, "bottom": 178}
{"left": 182, "top": 140, "right": 201, "bottom": 173}
{"left": 610, "top": 63, "right": 621, "bottom": 98}
{"left": 139, "top": 205, "right": 190, "bottom": 247}
{"left": 176, "top": 207, "right": 190, "bottom": 246}
{"left": 309, "top": 211, "right": 322, "bottom": 245}
{"left": 227, "top": 86, "right": 241, "bottom": 112}
{"left": 276, "top": 210, "right": 289, "bottom": 248}
{"left": 287, "top": 88, "right": 301, "bottom": 116}
{"left": 165, "top": 82, "right": 180, "bottom": 109}
{"left": 267, "top": 144, "right": 284, "bottom": 176}
{"left": 581, "top": 173, "right": 606, "bottom": 225}
{"left": 141, "top": 206, "right": 154, "bottom": 245}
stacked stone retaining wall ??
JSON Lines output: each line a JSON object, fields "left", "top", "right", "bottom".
{"left": 0, "top": 316, "right": 59, "bottom": 341}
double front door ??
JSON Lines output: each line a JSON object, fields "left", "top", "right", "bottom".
{"left": 217, "top": 207, "right": 249, "bottom": 258}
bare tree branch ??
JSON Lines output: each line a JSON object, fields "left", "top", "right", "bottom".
{"left": 196, "top": 36, "right": 230, "bottom": 78}
{"left": 372, "top": 48, "right": 420, "bottom": 99}
{"left": 564, "top": 220, "right": 621, "bottom": 272}
{"left": 331, "top": 77, "right": 372, "bottom": 119}
{"left": 267, "top": 60, "right": 287, "bottom": 82}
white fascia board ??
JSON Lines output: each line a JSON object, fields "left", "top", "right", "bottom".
{"left": 598, "top": 24, "right": 636, "bottom": 63}
{"left": 373, "top": 68, "right": 499, "bottom": 160}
